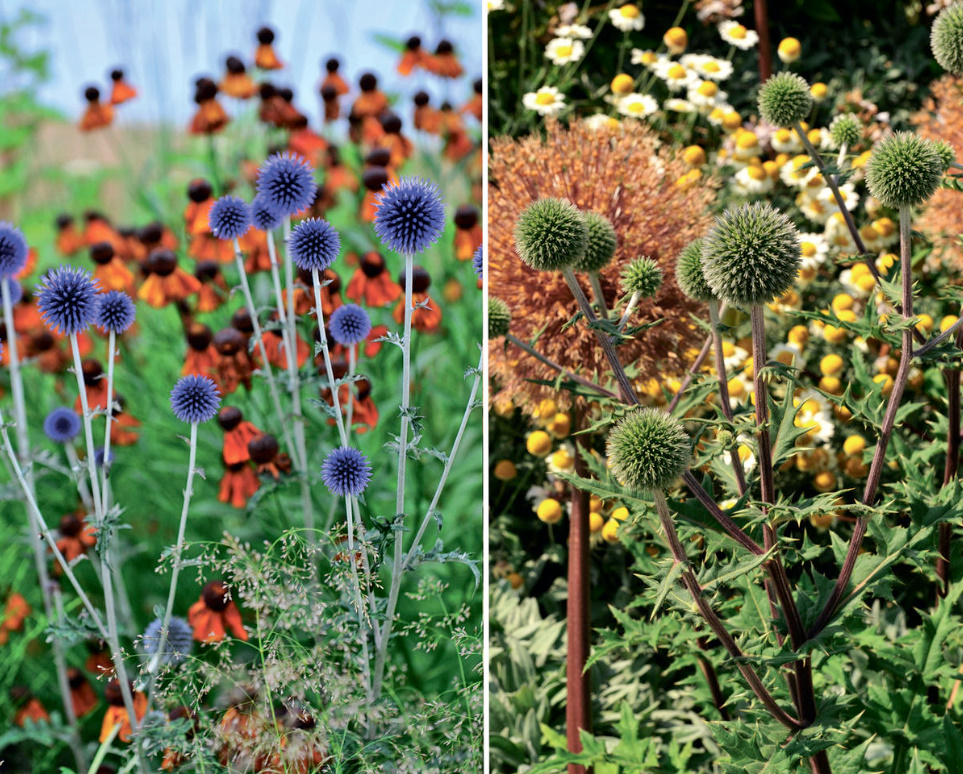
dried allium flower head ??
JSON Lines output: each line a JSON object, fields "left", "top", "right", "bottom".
{"left": 488, "top": 119, "right": 715, "bottom": 408}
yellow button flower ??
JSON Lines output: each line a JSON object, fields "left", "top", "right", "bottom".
{"left": 843, "top": 435, "right": 866, "bottom": 456}
{"left": 777, "top": 37, "right": 801, "bottom": 63}
{"left": 820, "top": 353, "right": 844, "bottom": 376}
{"left": 682, "top": 145, "right": 706, "bottom": 166}
{"left": 611, "top": 73, "right": 635, "bottom": 95}
{"left": 611, "top": 506, "right": 630, "bottom": 521}
{"left": 589, "top": 511, "right": 605, "bottom": 533}
{"left": 664, "top": 26, "right": 688, "bottom": 54}
{"left": 601, "top": 518, "right": 620, "bottom": 543}
{"left": 536, "top": 498, "right": 564, "bottom": 524}
{"left": 810, "top": 82, "right": 828, "bottom": 101}
{"left": 813, "top": 470, "right": 837, "bottom": 492}
{"left": 493, "top": 460, "right": 517, "bottom": 480}
{"left": 526, "top": 430, "right": 553, "bottom": 457}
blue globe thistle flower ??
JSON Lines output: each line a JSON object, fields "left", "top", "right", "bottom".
{"left": 251, "top": 194, "right": 284, "bottom": 232}
{"left": 94, "top": 446, "right": 115, "bottom": 468}
{"left": 373, "top": 176, "right": 445, "bottom": 255}
{"left": 37, "top": 266, "right": 100, "bottom": 336}
{"left": 472, "top": 245, "right": 484, "bottom": 278}
{"left": 256, "top": 152, "right": 318, "bottom": 217}
{"left": 321, "top": 446, "right": 372, "bottom": 496}
{"left": 43, "top": 407, "right": 81, "bottom": 444}
{"left": 142, "top": 616, "right": 193, "bottom": 666}
{"left": 170, "top": 374, "right": 222, "bottom": 424}
{"left": 287, "top": 218, "right": 341, "bottom": 271}
{"left": 209, "top": 195, "right": 252, "bottom": 241}
{"left": 0, "top": 223, "right": 28, "bottom": 278}
{"left": 3, "top": 278, "right": 23, "bottom": 305}
{"left": 94, "top": 290, "right": 136, "bottom": 334}
{"left": 329, "top": 304, "right": 372, "bottom": 346}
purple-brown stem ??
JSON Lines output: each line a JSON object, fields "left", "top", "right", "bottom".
{"left": 936, "top": 319, "right": 963, "bottom": 595}
{"left": 754, "top": 0, "right": 773, "bottom": 82}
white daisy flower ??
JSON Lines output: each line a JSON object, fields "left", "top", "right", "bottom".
{"left": 688, "top": 80, "right": 728, "bottom": 111}
{"left": 718, "top": 20, "right": 759, "bottom": 49}
{"left": 779, "top": 155, "right": 819, "bottom": 188}
{"left": 723, "top": 437, "right": 757, "bottom": 471}
{"left": 825, "top": 213, "right": 858, "bottom": 253}
{"left": 522, "top": 86, "right": 567, "bottom": 116}
{"left": 720, "top": 340, "right": 749, "bottom": 372}
{"left": 631, "top": 48, "right": 666, "bottom": 68}
{"left": 682, "top": 53, "right": 734, "bottom": 81}
{"left": 555, "top": 23, "right": 593, "bottom": 39}
{"left": 616, "top": 92, "right": 659, "bottom": 118}
{"left": 547, "top": 443, "right": 577, "bottom": 475}
{"left": 794, "top": 393, "right": 834, "bottom": 445}
{"left": 796, "top": 191, "right": 830, "bottom": 224}
{"left": 653, "top": 59, "right": 699, "bottom": 91}
{"left": 798, "top": 233, "right": 830, "bottom": 271}
{"left": 770, "top": 342, "right": 802, "bottom": 368}
{"left": 609, "top": 4, "right": 645, "bottom": 32}
{"left": 583, "top": 113, "right": 619, "bottom": 131}
{"left": 817, "top": 182, "right": 859, "bottom": 214}
{"left": 544, "top": 37, "right": 585, "bottom": 65}
{"left": 486, "top": 0, "right": 505, "bottom": 10}
{"left": 733, "top": 164, "right": 774, "bottom": 194}
{"left": 664, "top": 97, "right": 696, "bottom": 112}
{"left": 770, "top": 128, "right": 803, "bottom": 154}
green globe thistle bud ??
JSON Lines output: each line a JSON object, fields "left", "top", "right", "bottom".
{"left": 572, "top": 211, "right": 618, "bottom": 273}
{"left": 620, "top": 257, "right": 663, "bottom": 298}
{"left": 865, "top": 132, "right": 944, "bottom": 209}
{"left": 701, "top": 203, "right": 801, "bottom": 307}
{"left": 675, "top": 238, "right": 715, "bottom": 303}
{"left": 489, "top": 297, "right": 511, "bottom": 338}
{"left": 513, "top": 198, "right": 588, "bottom": 271}
{"left": 607, "top": 408, "right": 691, "bottom": 492}
{"left": 932, "top": 139, "right": 956, "bottom": 172}
{"left": 717, "top": 429, "right": 735, "bottom": 449}
{"left": 932, "top": 2, "right": 963, "bottom": 74}
{"left": 757, "top": 72, "right": 813, "bottom": 128}
{"left": 829, "top": 113, "right": 861, "bottom": 148}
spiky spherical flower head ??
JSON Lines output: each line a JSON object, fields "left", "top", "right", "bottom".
{"left": 0, "top": 223, "right": 28, "bottom": 278}
{"left": 142, "top": 616, "right": 193, "bottom": 666}
{"left": 288, "top": 218, "right": 341, "bottom": 271}
{"left": 170, "top": 374, "right": 221, "bottom": 424}
{"left": 701, "top": 203, "right": 801, "bottom": 307}
{"left": 373, "top": 176, "right": 446, "bottom": 255}
{"left": 932, "top": 2, "right": 963, "bottom": 74}
{"left": 94, "top": 290, "right": 136, "bottom": 334}
{"left": 43, "top": 407, "right": 81, "bottom": 444}
{"left": 329, "top": 303, "right": 372, "bottom": 346}
{"left": 572, "top": 211, "right": 618, "bottom": 273}
{"left": 829, "top": 113, "right": 862, "bottom": 148}
{"left": 620, "top": 257, "right": 663, "bottom": 298}
{"left": 489, "top": 297, "right": 511, "bottom": 338}
{"left": 38, "top": 266, "right": 100, "bottom": 336}
{"left": 757, "top": 72, "right": 813, "bottom": 128}
{"left": 256, "top": 152, "right": 317, "bottom": 217}
{"left": 472, "top": 245, "right": 484, "bottom": 278}
{"left": 209, "top": 195, "right": 251, "bottom": 241}
{"left": 675, "top": 238, "right": 715, "bottom": 302}
{"left": 932, "top": 139, "right": 956, "bottom": 172}
{"left": 251, "top": 193, "right": 283, "bottom": 232}
{"left": 321, "top": 446, "right": 372, "bottom": 496}
{"left": 513, "top": 198, "right": 588, "bottom": 271}
{"left": 865, "top": 132, "right": 944, "bottom": 209}
{"left": 606, "top": 408, "right": 691, "bottom": 491}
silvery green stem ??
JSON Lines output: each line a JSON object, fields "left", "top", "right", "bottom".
{"left": 310, "top": 268, "right": 348, "bottom": 447}
{"left": 350, "top": 494, "right": 380, "bottom": 645}
{"left": 53, "top": 585, "right": 87, "bottom": 773}
{"left": 344, "top": 494, "right": 374, "bottom": 706}
{"left": 589, "top": 272, "right": 609, "bottom": 319}
{"left": 231, "top": 238, "right": 297, "bottom": 462}
{"left": 617, "top": 290, "right": 641, "bottom": 333}
{"left": 2, "top": 278, "right": 32, "bottom": 492}
{"left": 65, "top": 444, "right": 93, "bottom": 512}
{"left": 70, "top": 335, "right": 103, "bottom": 518}
{"left": 101, "top": 330, "right": 116, "bottom": 512}
{"left": 833, "top": 142, "right": 847, "bottom": 186}
{"left": 346, "top": 345, "right": 356, "bottom": 445}
{"left": 504, "top": 332, "right": 617, "bottom": 399}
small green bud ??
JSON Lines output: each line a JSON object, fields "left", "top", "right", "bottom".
{"left": 513, "top": 198, "right": 588, "bottom": 272}
{"left": 620, "top": 257, "right": 663, "bottom": 298}
{"left": 757, "top": 72, "right": 813, "bottom": 127}
{"left": 489, "top": 297, "right": 511, "bottom": 338}
{"left": 932, "top": 2, "right": 963, "bottom": 74}
{"left": 572, "top": 211, "right": 618, "bottom": 273}
{"left": 932, "top": 139, "right": 956, "bottom": 172}
{"left": 829, "top": 113, "right": 861, "bottom": 148}
{"left": 717, "top": 429, "right": 735, "bottom": 449}
{"left": 607, "top": 408, "right": 691, "bottom": 491}
{"left": 865, "top": 132, "right": 944, "bottom": 209}
{"left": 675, "top": 238, "right": 714, "bottom": 303}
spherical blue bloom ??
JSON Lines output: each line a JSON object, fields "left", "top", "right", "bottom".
{"left": 94, "top": 446, "right": 115, "bottom": 468}
{"left": 329, "top": 303, "right": 372, "bottom": 346}
{"left": 142, "top": 616, "right": 193, "bottom": 666}
{"left": 94, "top": 290, "right": 136, "bottom": 334}
{"left": 3, "top": 278, "right": 23, "bottom": 305}
{"left": 321, "top": 446, "right": 372, "bottom": 496}
{"left": 208, "top": 195, "right": 252, "bottom": 241}
{"left": 472, "top": 245, "right": 484, "bottom": 279}
{"left": 256, "top": 152, "right": 317, "bottom": 217}
{"left": 373, "top": 176, "right": 445, "bottom": 255}
{"left": 43, "top": 407, "right": 81, "bottom": 444}
{"left": 0, "top": 223, "right": 28, "bottom": 278}
{"left": 251, "top": 194, "right": 283, "bottom": 232}
{"left": 170, "top": 374, "right": 221, "bottom": 424}
{"left": 287, "top": 218, "right": 341, "bottom": 272}
{"left": 37, "top": 266, "right": 100, "bottom": 336}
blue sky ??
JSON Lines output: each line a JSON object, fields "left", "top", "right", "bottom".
{"left": 2, "top": 0, "right": 481, "bottom": 126}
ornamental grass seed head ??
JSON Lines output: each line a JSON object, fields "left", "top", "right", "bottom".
{"left": 489, "top": 297, "right": 511, "bottom": 338}
{"left": 94, "top": 290, "right": 136, "bottom": 335}
{"left": 607, "top": 408, "right": 691, "bottom": 491}
{"left": 38, "top": 266, "right": 100, "bottom": 336}
{"left": 373, "top": 176, "right": 446, "bottom": 255}
{"left": 572, "top": 211, "right": 618, "bottom": 273}
{"left": 321, "top": 446, "right": 372, "bottom": 496}
{"left": 513, "top": 197, "right": 588, "bottom": 272}
{"left": 701, "top": 202, "right": 801, "bottom": 307}
{"left": 829, "top": 113, "right": 862, "bottom": 147}
{"left": 43, "top": 407, "right": 81, "bottom": 444}
{"left": 329, "top": 303, "right": 372, "bottom": 346}
{"left": 620, "top": 257, "right": 663, "bottom": 298}
{"left": 256, "top": 152, "right": 317, "bottom": 217}
{"left": 209, "top": 195, "right": 252, "bottom": 241}
{"left": 757, "top": 72, "right": 813, "bottom": 127}
{"left": 288, "top": 218, "right": 341, "bottom": 271}
{"left": 932, "top": 2, "right": 963, "bottom": 74}
{"left": 142, "top": 616, "right": 193, "bottom": 666}
{"left": 675, "top": 238, "right": 715, "bottom": 302}
{"left": 170, "top": 374, "right": 221, "bottom": 424}
{"left": 865, "top": 131, "right": 944, "bottom": 209}
{"left": 0, "top": 223, "right": 28, "bottom": 278}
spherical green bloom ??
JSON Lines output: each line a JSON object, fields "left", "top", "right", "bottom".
{"left": 675, "top": 238, "right": 714, "bottom": 303}
{"left": 865, "top": 132, "right": 944, "bottom": 209}
{"left": 513, "top": 198, "right": 588, "bottom": 271}
{"left": 572, "top": 211, "right": 618, "bottom": 273}
{"left": 620, "top": 257, "right": 663, "bottom": 298}
{"left": 757, "top": 72, "right": 813, "bottom": 128}
{"left": 829, "top": 113, "right": 861, "bottom": 148}
{"left": 932, "top": 2, "right": 963, "bottom": 74}
{"left": 932, "top": 139, "right": 956, "bottom": 172}
{"left": 489, "top": 297, "right": 511, "bottom": 338}
{"left": 607, "top": 408, "right": 690, "bottom": 492}
{"left": 701, "top": 203, "right": 801, "bottom": 307}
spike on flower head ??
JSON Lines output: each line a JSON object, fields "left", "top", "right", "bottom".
{"left": 620, "top": 257, "right": 663, "bottom": 298}
{"left": 251, "top": 194, "right": 284, "bottom": 232}
{"left": 865, "top": 132, "right": 945, "bottom": 209}
{"left": 472, "top": 245, "right": 484, "bottom": 278}
{"left": 607, "top": 408, "right": 691, "bottom": 491}
{"left": 675, "top": 239, "right": 714, "bottom": 302}
{"left": 932, "top": 2, "right": 963, "bottom": 74}
{"left": 142, "top": 616, "right": 193, "bottom": 666}
{"left": 757, "top": 72, "right": 812, "bottom": 127}
{"left": 572, "top": 211, "right": 618, "bottom": 273}
{"left": 513, "top": 198, "right": 587, "bottom": 272}
{"left": 489, "top": 297, "right": 511, "bottom": 338}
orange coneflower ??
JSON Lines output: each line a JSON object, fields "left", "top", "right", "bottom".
{"left": 360, "top": 165, "right": 391, "bottom": 223}
{"left": 363, "top": 324, "right": 388, "bottom": 358}
{"left": 321, "top": 57, "right": 349, "bottom": 96}
{"left": 12, "top": 688, "right": 49, "bottom": 727}
{"left": 190, "top": 78, "right": 229, "bottom": 135}
{"left": 413, "top": 90, "right": 442, "bottom": 134}
{"left": 213, "top": 327, "right": 254, "bottom": 395}
{"left": 258, "top": 321, "right": 309, "bottom": 370}
{"left": 138, "top": 250, "right": 202, "bottom": 308}
{"left": 188, "top": 580, "right": 248, "bottom": 642}
{"left": 54, "top": 512, "right": 97, "bottom": 572}
{"left": 79, "top": 85, "right": 113, "bottom": 131}
{"left": 99, "top": 679, "right": 147, "bottom": 743}
{"left": 108, "top": 68, "right": 137, "bottom": 105}
{"left": 220, "top": 55, "right": 258, "bottom": 99}
{"left": 82, "top": 211, "right": 124, "bottom": 252}
{"left": 378, "top": 112, "right": 414, "bottom": 168}
{"left": 248, "top": 433, "right": 282, "bottom": 479}
{"left": 76, "top": 359, "right": 109, "bottom": 412}
{"left": 320, "top": 82, "right": 341, "bottom": 122}
{"left": 217, "top": 406, "right": 261, "bottom": 466}
{"left": 291, "top": 266, "right": 342, "bottom": 316}
{"left": 393, "top": 265, "right": 442, "bottom": 333}
{"left": 67, "top": 668, "right": 97, "bottom": 718}
{"left": 55, "top": 214, "right": 85, "bottom": 256}
{"left": 0, "top": 591, "right": 30, "bottom": 645}
{"left": 352, "top": 72, "right": 389, "bottom": 119}
{"left": 440, "top": 103, "right": 474, "bottom": 161}
{"left": 89, "top": 241, "right": 134, "bottom": 293}
{"left": 424, "top": 39, "right": 463, "bottom": 78}
{"left": 288, "top": 117, "right": 328, "bottom": 167}
{"left": 461, "top": 77, "right": 483, "bottom": 122}
{"left": 219, "top": 459, "right": 260, "bottom": 509}
{"left": 194, "top": 260, "right": 228, "bottom": 313}
{"left": 346, "top": 251, "right": 401, "bottom": 307}
{"left": 108, "top": 395, "right": 141, "bottom": 446}
{"left": 182, "top": 323, "right": 219, "bottom": 379}
{"left": 350, "top": 377, "right": 379, "bottom": 434}
{"left": 254, "top": 26, "right": 283, "bottom": 70}
{"left": 397, "top": 35, "right": 426, "bottom": 75}
{"left": 324, "top": 145, "right": 359, "bottom": 194}
{"left": 453, "top": 204, "right": 482, "bottom": 261}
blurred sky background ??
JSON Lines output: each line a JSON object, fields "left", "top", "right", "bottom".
{"left": 0, "top": 0, "right": 481, "bottom": 127}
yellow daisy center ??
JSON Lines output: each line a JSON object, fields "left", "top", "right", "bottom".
{"left": 619, "top": 4, "right": 641, "bottom": 18}
{"left": 729, "top": 24, "right": 747, "bottom": 39}
{"left": 535, "top": 92, "right": 556, "bottom": 106}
